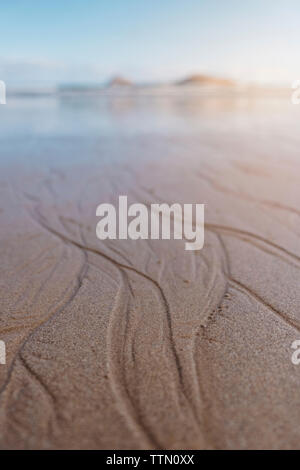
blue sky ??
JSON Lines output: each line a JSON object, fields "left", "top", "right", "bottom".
{"left": 0, "top": 0, "right": 299, "bottom": 86}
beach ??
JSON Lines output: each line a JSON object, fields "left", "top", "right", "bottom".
{"left": 1, "top": 90, "right": 300, "bottom": 449}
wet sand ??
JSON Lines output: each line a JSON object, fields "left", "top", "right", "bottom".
{"left": 1, "top": 94, "right": 300, "bottom": 449}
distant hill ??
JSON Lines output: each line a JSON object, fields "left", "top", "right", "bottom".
{"left": 106, "top": 76, "right": 133, "bottom": 87}
{"left": 177, "top": 74, "right": 235, "bottom": 87}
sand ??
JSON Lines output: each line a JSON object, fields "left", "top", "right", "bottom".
{"left": 1, "top": 95, "right": 300, "bottom": 449}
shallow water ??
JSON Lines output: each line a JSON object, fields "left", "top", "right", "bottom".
{"left": 0, "top": 91, "right": 298, "bottom": 137}
{"left": 0, "top": 91, "right": 298, "bottom": 174}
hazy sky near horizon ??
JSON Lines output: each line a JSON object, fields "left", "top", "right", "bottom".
{"left": 0, "top": 0, "right": 300, "bottom": 86}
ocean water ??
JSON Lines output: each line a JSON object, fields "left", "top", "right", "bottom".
{"left": 0, "top": 89, "right": 299, "bottom": 173}
{"left": 0, "top": 90, "right": 297, "bottom": 136}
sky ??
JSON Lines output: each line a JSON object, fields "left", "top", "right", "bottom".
{"left": 0, "top": 0, "right": 300, "bottom": 87}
